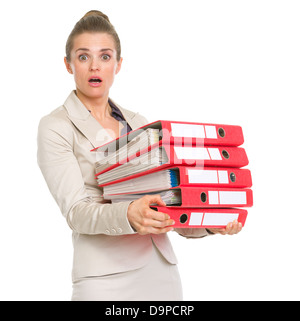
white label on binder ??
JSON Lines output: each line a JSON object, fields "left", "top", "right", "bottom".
{"left": 188, "top": 169, "right": 219, "bottom": 184}
{"left": 174, "top": 147, "right": 210, "bottom": 160}
{"left": 202, "top": 213, "right": 239, "bottom": 226}
{"left": 208, "top": 148, "right": 222, "bottom": 160}
{"left": 208, "top": 191, "right": 219, "bottom": 204}
{"left": 219, "top": 191, "right": 247, "bottom": 205}
{"left": 189, "top": 212, "right": 204, "bottom": 226}
{"left": 218, "top": 170, "right": 229, "bottom": 184}
{"left": 171, "top": 123, "right": 205, "bottom": 138}
{"left": 205, "top": 125, "right": 217, "bottom": 139}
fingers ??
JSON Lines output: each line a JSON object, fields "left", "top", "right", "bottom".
{"left": 139, "top": 224, "right": 175, "bottom": 235}
{"left": 137, "top": 208, "right": 175, "bottom": 235}
{"left": 144, "top": 194, "right": 166, "bottom": 207}
{"left": 225, "top": 220, "right": 243, "bottom": 235}
{"left": 127, "top": 195, "right": 174, "bottom": 235}
{"left": 145, "top": 207, "right": 170, "bottom": 223}
{"left": 206, "top": 220, "right": 243, "bottom": 235}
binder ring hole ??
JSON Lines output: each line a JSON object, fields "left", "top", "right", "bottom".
{"left": 218, "top": 127, "right": 225, "bottom": 138}
{"left": 222, "top": 150, "right": 230, "bottom": 159}
{"left": 230, "top": 172, "right": 236, "bottom": 182}
{"left": 180, "top": 214, "right": 188, "bottom": 224}
{"left": 200, "top": 192, "right": 207, "bottom": 203}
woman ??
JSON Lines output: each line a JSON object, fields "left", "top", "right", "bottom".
{"left": 37, "top": 10, "right": 242, "bottom": 301}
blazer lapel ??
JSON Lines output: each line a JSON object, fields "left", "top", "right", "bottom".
{"left": 124, "top": 113, "right": 144, "bottom": 131}
{"left": 64, "top": 91, "right": 114, "bottom": 148}
{"left": 64, "top": 91, "right": 147, "bottom": 149}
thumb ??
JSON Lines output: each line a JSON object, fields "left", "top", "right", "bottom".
{"left": 145, "top": 194, "right": 166, "bottom": 206}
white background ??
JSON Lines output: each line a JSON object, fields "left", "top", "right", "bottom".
{"left": 0, "top": 0, "right": 299, "bottom": 301}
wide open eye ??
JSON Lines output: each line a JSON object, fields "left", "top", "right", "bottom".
{"left": 79, "top": 54, "right": 88, "bottom": 61}
{"left": 101, "top": 54, "right": 111, "bottom": 61}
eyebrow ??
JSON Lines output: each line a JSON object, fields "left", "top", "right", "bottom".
{"left": 75, "top": 48, "right": 114, "bottom": 53}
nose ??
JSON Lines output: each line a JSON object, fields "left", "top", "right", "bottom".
{"left": 89, "top": 57, "right": 101, "bottom": 71}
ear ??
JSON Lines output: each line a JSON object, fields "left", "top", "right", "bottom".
{"left": 115, "top": 57, "right": 123, "bottom": 75}
{"left": 64, "top": 57, "right": 73, "bottom": 74}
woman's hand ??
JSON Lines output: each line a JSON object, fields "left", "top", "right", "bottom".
{"left": 127, "top": 195, "right": 175, "bottom": 235}
{"left": 207, "top": 220, "right": 243, "bottom": 235}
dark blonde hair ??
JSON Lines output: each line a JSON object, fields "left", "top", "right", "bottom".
{"left": 65, "top": 10, "right": 121, "bottom": 62}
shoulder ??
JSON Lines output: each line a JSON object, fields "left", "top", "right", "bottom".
{"left": 38, "top": 105, "right": 74, "bottom": 142}
{"left": 39, "top": 103, "right": 73, "bottom": 128}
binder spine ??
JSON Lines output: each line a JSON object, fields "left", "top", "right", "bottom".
{"left": 163, "top": 121, "right": 244, "bottom": 146}
{"left": 183, "top": 167, "right": 252, "bottom": 188}
{"left": 170, "top": 146, "right": 249, "bottom": 167}
{"left": 179, "top": 187, "right": 253, "bottom": 208}
{"left": 151, "top": 207, "right": 248, "bottom": 228}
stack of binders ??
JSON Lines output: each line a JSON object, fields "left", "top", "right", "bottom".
{"left": 93, "top": 120, "right": 253, "bottom": 229}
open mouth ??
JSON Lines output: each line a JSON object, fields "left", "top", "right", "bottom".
{"left": 89, "top": 78, "right": 102, "bottom": 83}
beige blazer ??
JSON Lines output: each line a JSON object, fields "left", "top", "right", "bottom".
{"left": 37, "top": 91, "right": 209, "bottom": 281}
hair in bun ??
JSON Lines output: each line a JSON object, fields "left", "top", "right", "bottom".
{"left": 82, "top": 10, "right": 110, "bottom": 22}
{"left": 65, "top": 10, "right": 121, "bottom": 62}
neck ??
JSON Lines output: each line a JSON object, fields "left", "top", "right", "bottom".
{"left": 75, "top": 89, "right": 111, "bottom": 120}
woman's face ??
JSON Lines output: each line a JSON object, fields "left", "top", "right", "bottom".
{"left": 64, "top": 32, "right": 122, "bottom": 100}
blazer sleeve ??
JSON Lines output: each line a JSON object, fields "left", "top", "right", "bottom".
{"left": 37, "top": 115, "right": 136, "bottom": 236}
